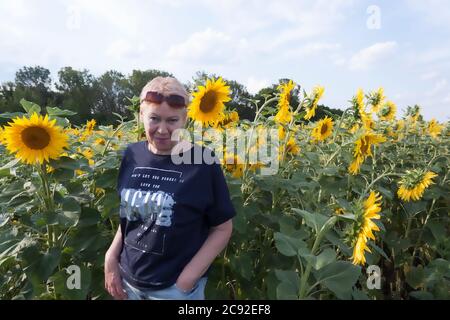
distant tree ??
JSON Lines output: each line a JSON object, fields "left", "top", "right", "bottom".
{"left": 55, "top": 67, "right": 97, "bottom": 124}
{"left": 125, "top": 69, "right": 173, "bottom": 98}
{"left": 15, "top": 66, "right": 51, "bottom": 89}
{"left": 12, "top": 66, "right": 56, "bottom": 111}
{"left": 93, "top": 70, "right": 128, "bottom": 124}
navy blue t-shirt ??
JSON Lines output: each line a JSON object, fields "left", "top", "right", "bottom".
{"left": 116, "top": 141, "right": 236, "bottom": 289}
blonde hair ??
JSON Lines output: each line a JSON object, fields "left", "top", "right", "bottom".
{"left": 140, "top": 76, "right": 189, "bottom": 107}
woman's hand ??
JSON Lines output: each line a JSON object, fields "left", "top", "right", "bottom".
{"left": 104, "top": 255, "right": 127, "bottom": 300}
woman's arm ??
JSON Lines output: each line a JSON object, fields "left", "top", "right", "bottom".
{"left": 106, "top": 226, "right": 123, "bottom": 261}
{"left": 176, "top": 219, "right": 233, "bottom": 291}
{"left": 104, "top": 226, "right": 127, "bottom": 299}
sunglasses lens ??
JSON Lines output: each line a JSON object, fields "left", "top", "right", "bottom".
{"left": 166, "top": 95, "right": 186, "bottom": 108}
{"left": 145, "top": 91, "right": 164, "bottom": 103}
{"left": 144, "top": 91, "right": 185, "bottom": 108}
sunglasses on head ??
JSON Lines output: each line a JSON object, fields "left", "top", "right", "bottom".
{"left": 142, "top": 91, "right": 186, "bottom": 108}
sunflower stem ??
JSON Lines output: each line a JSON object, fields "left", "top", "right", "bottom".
{"left": 299, "top": 216, "right": 338, "bottom": 299}
{"left": 332, "top": 108, "right": 351, "bottom": 143}
{"left": 410, "top": 199, "right": 436, "bottom": 267}
{"left": 101, "top": 122, "right": 127, "bottom": 157}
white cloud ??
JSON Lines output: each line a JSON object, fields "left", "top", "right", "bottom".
{"left": 167, "top": 28, "right": 248, "bottom": 64}
{"left": 428, "top": 78, "right": 448, "bottom": 96}
{"left": 406, "top": 0, "right": 450, "bottom": 30}
{"left": 421, "top": 71, "right": 439, "bottom": 80}
{"left": 349, "top": 41, "right": 398, "bottom": 71}
{"left": 245, "top": 76, "right": 270, "bottom": 94}
{"left": 284, "top": 43, "right": 341, "bottom": 59}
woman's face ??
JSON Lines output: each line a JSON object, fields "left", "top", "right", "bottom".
{"left": 140, "top": 101, "right": 187, "bottom": 155}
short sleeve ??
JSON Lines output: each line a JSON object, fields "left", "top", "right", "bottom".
{"left": 204, "top": 162, "right": 236, "bottom": 227}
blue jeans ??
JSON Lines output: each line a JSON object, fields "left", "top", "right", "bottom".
{"left": 122, "top": 277, "right": 207, "bottom": 300}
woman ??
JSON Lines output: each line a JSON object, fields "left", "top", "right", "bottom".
{"left": 104, "top": 76, "right": 235, "bottom": 300}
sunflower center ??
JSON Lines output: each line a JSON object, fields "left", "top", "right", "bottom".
{"left": 360, "top": 138, "right": 369, "bottom": 154}
{"left": 320, "top": 123, "right": 329, "bottom": 135}
{"left": 199, "top": 91, "right": 218, "bottom": 113}
{"left": 21, "top": 126, "right": 51, "bottom": 150}
{"left": 380, "top": 106, "right": 390, "bottom": 117}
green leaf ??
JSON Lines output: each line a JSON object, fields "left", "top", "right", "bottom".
{"left": 314, "top": 261, "right": 361, "bottom": 300}
{"left": 352, "top": 289, "right": 369, "bottom": 300}
{"left": 21, "top": 246, "right": 61, "bottom": 286}
{"left": 426, "top": 221, "right": 446, "bottom": 241}
{"left": 20, "top": 99, "right": 41, "bottom": 115}
{"left": 403, "top": 201, "right": 427, "bottom": 218}
{"left": 67, "top": 226, "right": 109, "bottom": 257}
{"left": 0, "top": 112, "right": 25, "bottom": 119}
{"left": 370, "top": 242, "right": 389, "bottom": 261}
{"left": 292, "top": 208, "right": 328, "bottom": 234}
{"left": 60, "top": 197, "right": 81, "bottom": 227}
{"left": 46, "top": 106, "right": 77, "bottom": 117}
{"left": 230, "top": 253, "right": 253, "bottom": 281}
{"left": 77, "top": 207, "right": 101, "bottom": 227}
{"left": 49, "top": 157, "right": 81, "bottom": 170}
{"left": 377, "top": 185, "right": 393, "bottom": 200}
{"left": 406, "top": 266, "right": 425, "bottom": 289}
{"left": 297, "top": 247, "right": 316, "bottom": 265}
{"left": 50, "top": 265, "right": 91, "bottom": 300}
{"left": 52, "top": 116, "right": 70, "bottom": 128}
{"left": 95, "top": 170, "right": 118, "bottom": 189}
{"left": 384, "top": 232, "right": 411, "bottom": 251}
{"left": 409, "top": 291, "right": 434, "bottom": 300}
{"left": 274, "top": 232, "right": 307, "bottom": 257}
{"left": 314, "top": 248, "right": 337, "bottom": 270}
{"left": 0, "top": 158, "right": 21, "bottom": 170}
{"left": 275, "top": 270, "right": 299, "bottom": 300}
{"left": 101, "top": 190, "right": 120, "bottom": 219}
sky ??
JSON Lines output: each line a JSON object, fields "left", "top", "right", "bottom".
{"left": 1, "top": 0, "right": 449, "bottom": 121}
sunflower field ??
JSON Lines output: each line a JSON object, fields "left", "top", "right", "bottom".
{"left": 0, "top": 78, "right": 449, "bottom": 300}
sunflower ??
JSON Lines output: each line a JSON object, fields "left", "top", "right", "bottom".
{"left": 351, "top": 89, "right": 373, "bottom": 130}
{"left": 362, "top": 112, "right": 375, "bottom": 131}
{"left": 368, "top": 88, "right": 385, "bottom": 113}
{"left": 94, "top": 138, "right": 106, "bottom": 146}
{"left": 86, "top": 119, "right": 96, "bottom": 132}
{"left": 216, "top": 110, "right": 239, "bottom": 129}
{"left": 286, "top": 137, "right": 300, "bottom": 155}
{"left": 378, "top": 101, "right": 396, "bottom": 121}
{"left": 351, "top": 88, "right": 365, "bottom": 117}
{"left": 397, "top": 170, "right": 438, "bottom": 202}
{"left": 188, "top": 77, "right": 231, "bottom": 127}
{"left": 66, "top": 127, "right": 80, "bottom": 136}
{"left": 348, "top": 132, "right": 386, "bottom": 175}
{"left": 221, "top": 152, "right": 244, "bottom": 179}
{"left": 348, "top": 123, "right": 360, "bottom": 134}
{"left": 406, "top": 105, "right": 421, "bottom": 122}
{"left": 304, "top": 86, "right": 325, "bottom": 120}
{"left": 311, "top": 116, "right": 334, "bottom": 142}
{"left": 79, "top": 119, "right": 97, "bottom": 141}
{"left": 0, "top": 126, "right": 6, "bottom": 145}
{"left": 3, "top": 113, "right": 68, "bottom": 165}
{"left": 427, "top": 119, "right": 444, "bottom": 139}
{"left": 78, "top": 147, "right": 94, "bottom": 166}
{"left": 275, "top": 80, "right": 295, "bottom": 124}
{"left": 351, "top": 191, "right": 382, "bottom": 265}
{"left": 278, "top": 125, "right": 287, "bottom": 140}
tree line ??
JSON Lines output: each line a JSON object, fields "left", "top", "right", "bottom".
{"left": 0, "top": 66, "right": 343, "bottom": 126}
